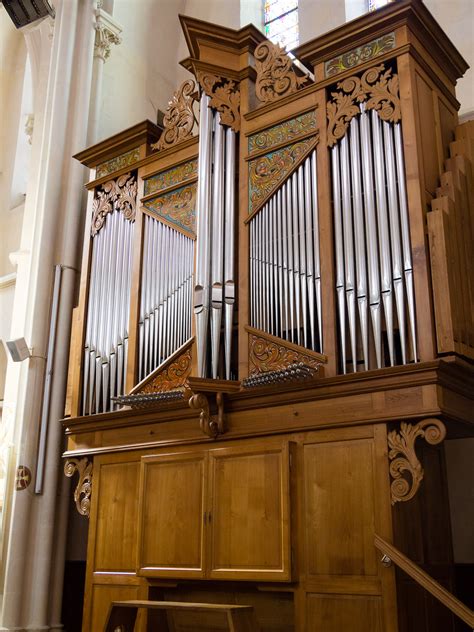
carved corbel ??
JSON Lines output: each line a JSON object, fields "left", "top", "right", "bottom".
{"left": 196, "top": 71, "right": 241, "bottom": 132}
{"left": 184, "top": 378, "right": 240, "bottom": 439}
{"left": 387, "top": 418, "right": 446, "bottom": 504}
{"left": 326, "top": 63, "right": 401, "bottom": 146}
{"left": 64, "top": 458, "right": 93, "bottom": 517}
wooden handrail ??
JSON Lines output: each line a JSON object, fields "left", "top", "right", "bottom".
{"left": 375, "top": 534, "right": 474, "bottom": 629}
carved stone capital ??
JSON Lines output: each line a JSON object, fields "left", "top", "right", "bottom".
{"left": 196, "top": 72, "right": 240, "bottom": 132}
{"left": 152, "top": 80, "right": 199, "bottom": 152}
{"left": 326, "top": 63, "right": 401, "bottom": 146}
{"left": 254, "top": 40, "right": 309, "bottom": 104}
{"left": 387, "top": 418, "right": 446, "bottom": 504}
{"left": 64, "top": 458, "right": 93, "bottom": 517}
{"left": 91, "top": 172, "right": 137, "bottom": 236}
{"left": 94, "top": 9, "right": 122, "bottom": 62}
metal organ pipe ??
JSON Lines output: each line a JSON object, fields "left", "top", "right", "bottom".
{"left": 82, "top": 207, "right": 134, "bottom": 415}
{"left": 249, "top": 153, "right": 323, "bottom": 355}
{"left": 330, "top": 104, "right": 418, "bottom": 373}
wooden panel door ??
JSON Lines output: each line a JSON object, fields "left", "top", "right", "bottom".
{"left": 207, "top": 442, "right": 293, "bottom": 581}
{"left": 137, "top": 451, "right": 207, "bottom": 578}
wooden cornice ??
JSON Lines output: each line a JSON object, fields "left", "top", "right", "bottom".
{"left": 179, "top": 14, "right": 266, "bottom": 72}
{"left": 74, "top": 120, "right": 162, "bottom": 168}
{"left": 294, "top": 0, "right": 468, "bottom": 83}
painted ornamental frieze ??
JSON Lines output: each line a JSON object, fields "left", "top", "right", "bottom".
{"left": 326, "top": 63, "right": 401, "bottom": 146}
{"left": 387, "top": 418, "right": 446, "bottom": 504}
{"left": 325, "top": 33, "right": 395, "bottom": 78}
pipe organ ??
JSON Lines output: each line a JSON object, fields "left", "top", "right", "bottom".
{"left": 64, "top": 3, "right": 474, "bottom": 632}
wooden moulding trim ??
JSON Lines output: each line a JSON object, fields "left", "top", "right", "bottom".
{"left": 86, "top": 136, "right": 199, "bottom": 191}
{"left": 62, "top": 358, "right": 469, "bottom": 435}
{"left": 293, "top": 0, "right": 468, "bottom": 82}
{"left": 244, "top": 135, "right": 319, "bottom": 224}
{"left": 141, "top": 208, "right": 196, "bottom": 241}
{"left": 374, "top": 535, "right": 474, "bottom": 628}
{"left": 245, "top": 325, "right": 328, "bottom": 364}
{"left": 74, "top": 120, "right": 161, "bottom": 168}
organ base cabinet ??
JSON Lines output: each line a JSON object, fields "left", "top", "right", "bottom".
{"left": 64, "top": 1, "right": 474, "bottom": 630}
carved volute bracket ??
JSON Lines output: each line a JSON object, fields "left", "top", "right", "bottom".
{"left": 184, "top": 378, "right": 240, "bottom": 439}
{"left": 91, "top": 172, "right": 137, "bottom": 236}
{"left": 64, "top": 458, "right": 93, "bottom": 517}
{"left": 152, "top": 79, "right": 199, "bottom": 151}
{"left": 196, "top": 72, "right": 241, "bottom": 132}
{"left": 387, "top": 418, "right": 446, "bottom": 505}
{"left": 326, "top": 63, "right": 401, "bottom": 147}
{"left": 254, "top": 40, "right": 309, "bottom": 104}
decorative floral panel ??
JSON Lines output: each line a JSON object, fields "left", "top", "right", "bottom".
{"left": 144, "top": 182, "right": 197, "bottom": 233}
{"left": 325, "top": 33, "right": 395, "bottom": 78}
{"left": 96, "top": 147, "right": 141, "bottom": 179}
{"left": 144, "top": 158, "right": 198, "bottom": 196}
{"left": 248, "top": 111, "right": 317, "bottom": 156}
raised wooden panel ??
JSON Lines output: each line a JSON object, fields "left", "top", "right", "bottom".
{"left": 95, "top": 461, "right": 140, "bottom": 572}
{"left": 306, "top": 594, "right": 383, "bottom": 631}
{"left": 90, "top": 584, "right": 143, "bottom": 632}
{"left": 415, "top": 72, "right": 440, "bottom": 200}
{"left": 137, "top": 451, "right": 206, "bottom": 577}
{"left": 304, "top": 438, "right": 377, "bottom": 577}
{"left": 208, "top": 443, "right": 292, "bottom": 581}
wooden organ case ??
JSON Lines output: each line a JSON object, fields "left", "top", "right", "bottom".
{"left": 63, "top": 2, "right": 474, "bottom": 631}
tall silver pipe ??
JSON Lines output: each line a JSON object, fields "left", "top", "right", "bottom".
{"left": 282, "top": 183, "right": 289, "bottom": 340}
{"left": 291, "top": 173, "right": 301, "bottom": 345}
{"left": 194, "top": 93, "right": 213, "bottom": 377}
{"left": 349, "top": 116, "right": 369, "bottom": 370}
{"left": 276, "top": 187, "right": 284, "bottom": 339}
{"left": 297, "top": 165, "right": 309, "bottom": 348}
{"left": 286, "top": 182, "right": 295, "bottom": 343}
{"left": 360, "top": 104, "right": 382, "bottom": 368}
{"left": 310, "top": 151, "right": 322, "bottom": 351}
{"left": 332, "top": 144, "right": 346, "bottom": 372}
{"left": 383, "top": 120, "right": 407, "bottom": 363}
{"left": 340, "top": 135, "right": 357, "bottom": 372}
{"left": 372, "top": 109, "right": 394, "bottom": 366}
{"left": 303, "top": 158, "right": 316, "bottom": 351}
{"left": 224, "top": 128, "right": 236, "bottom": 379}
{"left": 394, "top": 122, "right": 417, "bottom": 361}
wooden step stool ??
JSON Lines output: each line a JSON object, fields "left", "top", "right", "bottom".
{"left": 104, "top": 600, "right": 260, "bottom": 632}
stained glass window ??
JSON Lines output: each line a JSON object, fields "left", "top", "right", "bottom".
{"left": 264, "top": 0, "right": 299, "bottom": 51}
{"left": 368, "top": 0, "right": 390, "bottom": 11}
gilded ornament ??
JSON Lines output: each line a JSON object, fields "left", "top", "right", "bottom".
{"left": 96, "top": 147, "right": 140, "bottom": 179}
{"left": 64, "top": 458, "right": 93, "bottom": 517}
{"left": 248, "top": 137, "right": 317, "bottom": 214}
{"left": 325, "top": 33, "right": 395, "bottom": 78}
{"left": 387, "top": 418, "right": 446, "bottom": 504}
{"left": 249, "top": 332, "right": 322, "bottom": 375}
{"left": 196, "top": 72, "right": 241, "bottom": 132}
{"left": 144, "top": 182, "right": 197, "bottom": 234}
{"left": 248, "top": 111, "right": 317, "bottom": 156}
{"left": 254, "top": 40, "right": 309, "bottom": 103}
{"left": 144, "top": 158, "right": 198, "bottom": 196}
{"left": 138, "top": 347, "right": 193, "bottom": 394}
{"left": 91, "top": 173, "right": 137, "bottom": 236}
{"left": 153, "top": 80, "right": 198, "bottom": 151}
{"left": 327, "top": 64, "right": 401, "bottom": 146}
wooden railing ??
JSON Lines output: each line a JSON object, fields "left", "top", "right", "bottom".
{"left": 375, "top": 534, "right": 474, "bottom": 629}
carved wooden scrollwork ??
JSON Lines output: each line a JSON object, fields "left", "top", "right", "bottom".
{"left": 327, "top": 64, "right": 401, "bottom": 146}
{"left": 387, "top": 418, "right": 446, "bottom": 505}
{"left": 187, "top": 390, "right": 225, "bottom": 439}
{"left": 153, "top": 79, "right": 198, "bottom": 151}
{"left": 64, "top": 457, "right": 93, "bottom": 517}
{"left": 139, "top": 346, "right": 193, "bottom": 394}
{"left": 91, "top": 172, "right": 137, "bottom": 236}
{"left": 254, "top": 41, "right": 308, "bottom": 103}
{"left": 196, "top": 72, "right": 241, "bottom": 132}
{"left": 248, "top": 331, "right": 323, "bottom": 375}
